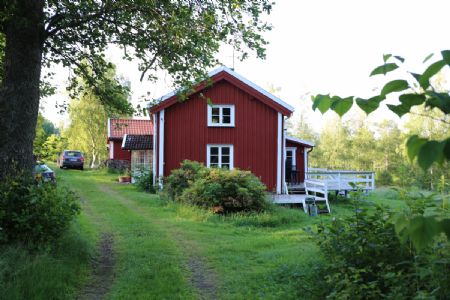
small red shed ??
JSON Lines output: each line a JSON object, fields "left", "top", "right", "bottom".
{"left": 107, "top": 118, "right": 153, "bottom": 161}
{"left": 149, "top": 66, "right": 313, "bottom": 194}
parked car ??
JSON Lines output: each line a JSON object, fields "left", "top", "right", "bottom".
{"left": 34, "top": 163, "right": 56, "bottom": 183}
{"left": 59, "top": 150, "right": 84, "bottom": 170}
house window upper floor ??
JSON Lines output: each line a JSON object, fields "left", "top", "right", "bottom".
{"left": 207, "top": 104, "right": 235, "bottom": 127}
{"left": 207, "top": 144, "right": 234, "bottom": 169}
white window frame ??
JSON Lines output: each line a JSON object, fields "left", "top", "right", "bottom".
{"left": 206, "top": 144, "right": 234, "bottom": 169}
{"left": 285, "top": 147, "right": 296, "bottom": 167}
{"left": 207, "top": 104, "right": 235, "bottom": 127}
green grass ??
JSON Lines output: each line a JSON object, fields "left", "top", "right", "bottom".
{"left": 0, "top": 165, "right": 410, "bottom": 299}
{"left": 0, "top": 217, "right": 94, "bottom": 300}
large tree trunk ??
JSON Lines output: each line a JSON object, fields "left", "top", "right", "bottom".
{"left": 0, "top": 0, "right": 45, "bottom": 179}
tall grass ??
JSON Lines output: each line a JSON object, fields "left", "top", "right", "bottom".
{"left": 0, "top": 218, "right": 94, "bottom": 300}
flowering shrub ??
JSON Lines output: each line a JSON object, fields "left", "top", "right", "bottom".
{"left": 164, "top": 160, "right": 208, "bottom": 199}
{"left": 179, "top": 167, "right": 268, "bottom": 213}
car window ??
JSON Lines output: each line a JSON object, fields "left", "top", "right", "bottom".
{"left": 34, "top": 165, "right": 50, "bottom": 173}
{"left": 65, "top": 151, "right": 82, "bottom": 157}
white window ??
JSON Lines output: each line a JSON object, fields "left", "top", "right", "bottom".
{"left": 207, "top": 145, "right": 234, "bottom": 169}
{"left": 131, "top": 150, "right": 153, "bottom": 172}
{"left": 207, "top": 105, "right": 235, "bottom": 127}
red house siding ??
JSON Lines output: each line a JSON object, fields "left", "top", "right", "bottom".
{"left": 162, "top": 80, "right": 279, "bottom": 191}
{"left": 113, "top": 140, "right": 131, "bottom": 161}
{"left": 286, "top": 141, "right": 306, "bottom": 182}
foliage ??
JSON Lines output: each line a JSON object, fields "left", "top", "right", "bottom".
{"left": 38, "top": 0, "right": 273, "bottom": 112}
{"left": 134, "top": 170, "right": 156, "bottom": 194}
{"left": 314, "top": 192, "right": 450, "bottom": 299}
{"left": 64, "top": 64, "right": 129, "bottom": 168}
{"left": 0, "top": 1, "right": 273, "bottom": 179}
{"left": 33, "top": 114, "right": 59, "bottom": 159}
{"left": 179, "top": 167, "right": 269, "bottom": 213}
{"left": 40, "top": 134, "right": 68, "bottom": 162}
{"left": 312, "top": 51, "right": 450, "bottom": 170}
{"left": 376, "top": 170, "right": 393, "bottom": 186}
{"left": 392, "top": 190, "right": 449, "bottom": 250}
{"left": 0, "top": 176, "right": 80, "bottom": 246}
{"left": 164, "top": 160, "right": 208, "bottom": 200}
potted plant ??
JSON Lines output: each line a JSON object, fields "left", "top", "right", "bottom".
{"left": 118, "top": 168, "right": 131, "bottom": 183}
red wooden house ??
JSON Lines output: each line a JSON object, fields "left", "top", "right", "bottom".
{"left": 149, "top": 66, "right": 314, "bottom": 194}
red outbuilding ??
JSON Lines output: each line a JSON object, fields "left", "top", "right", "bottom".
{"left": 107, "top": 118, "right": 153, "bottom": 162}
{"left": 149, "top": 66, "right": 314, "bottom": 194}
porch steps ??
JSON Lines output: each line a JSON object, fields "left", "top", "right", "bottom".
{"left": 287, "top": 187, "right": 306, "bottom": 195}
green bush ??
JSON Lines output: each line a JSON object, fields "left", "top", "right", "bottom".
{"left": 376, "top": 170, "right": 393, "bottom": 186}
{"left": 179, "top": 167, "right": 268, "bottom": 213}
{"left": 0, "top": 177, "right": 80, "bottom": 246}
{"left": 164, "top": 160, "right": 208, "bottom": 199}
{"left": 313, "top": 192, "right": 450, "bottom": 299}
{"left": 134, "top": 170, "right": 156, "bottom": 193}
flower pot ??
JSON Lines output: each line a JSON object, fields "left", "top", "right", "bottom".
{"left": 118, "top": 176, "right": 131, "bottom": 183}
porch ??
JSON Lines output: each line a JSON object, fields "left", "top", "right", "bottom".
{"left": 273, "top": 168, "right": 375, "bottom": 213}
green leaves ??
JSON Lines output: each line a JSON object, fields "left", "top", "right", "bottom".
{"left": 311, "top": 51, "right": 449, "bottom": 171}
{"left": 387, "top": 93, "right": 426, "bottom": 117}
{"left": 386, "top": 104, "right": 410, "bottom": 117}
{"left": 418, "top": 141, "right": 445, "bottom": 169}
{"left": 406, "top": 135, "right": 446, "bottom": 170}
{"left": 356, "top": 96, "right": 384, "bottom": 114}
{"left": 442, "top": 50, "right": 450, "bottom": 65}
{"left": 380, "top": 80, "right": 409, "bottom": 97}
{"left": 399, "top": 93, "right": 425, "bottom": 106}
{"left": 406, "top": 135, "right": 427, "bottom": 161}
{"left": 419, "top": 60, "right": 446, "bottom": 90}
{"left": 370, "top": 63, "right": 398, "bottom": 76}
{"left": 408, "top": 216, "right": 442, "bottom": 250}
{"left": 331, "top": 96, "right": 353, "bottom": 116}
{"left": 444, "top": 138, "right": 450, "bottom": 160}
{"left": 312, "top": 94, "right": 333, "bottom": 114}
{"left": 312, "top": 95, "right": 353, "bottom": 116}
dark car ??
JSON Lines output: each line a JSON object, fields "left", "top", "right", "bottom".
{"left": 59, "top": 150, "right": 84, "bottom": 170}
{"left": 34, "top": 163, "right": 56, "bottom": 183}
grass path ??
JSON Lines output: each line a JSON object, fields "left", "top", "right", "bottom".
{"left": 56, "top": 168, "right": 407, "bottom": 299}
{"left": 57, "top": 167, "right": 321, "bottom": 299}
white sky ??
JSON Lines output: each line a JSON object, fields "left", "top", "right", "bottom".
{"left": 42, "top": 0, "right": 450, "bottom": 132}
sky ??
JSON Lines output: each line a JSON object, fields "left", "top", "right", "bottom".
{"left": 42, "top": 0, "right": 450, "bottom": 132}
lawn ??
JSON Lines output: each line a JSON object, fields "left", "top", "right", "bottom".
{"left": 0, "top": 166, "right": 407, "bottom": 299}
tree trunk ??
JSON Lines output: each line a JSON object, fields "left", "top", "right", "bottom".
{"left": 0, "top": 0, "right": 45, "bottom": 178}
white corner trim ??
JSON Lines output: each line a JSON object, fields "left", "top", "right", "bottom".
{"left": 153, "top": 66, "right": 294, "bottom": 113}
{"left": 207, "top": 104, "right": 235, "bottom": 127}
{"left": 107, "top": 118, "right": 111, "bottom": 138}
{"left": 304, "top": 148, "right": 308, "bottom": 176}
{"left": 286, "top": 147, "right": 297, "bottom": 167}
{"left": 109, "top": 141, "right": 114, "bottom": 159}
{"left": 286, "top": 135, "right": 315, "bottom": 147}
{"left": 121, "top": 134, "right": 127, "bottom": 149}
{"left": 206, "top": 144, "right": 234, "bottom": 169}
{"left": 158, "top": 110, "right": 165, "bottom": 178}
{"left": 276, "top": 113, "right": 282, "bottom": 194}
{"left": 152, "top": 113, "right": 157, "bottom": 184}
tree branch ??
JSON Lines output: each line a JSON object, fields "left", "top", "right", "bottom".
{"left": 408, "top": 111, "right": 450, "bottom": 125}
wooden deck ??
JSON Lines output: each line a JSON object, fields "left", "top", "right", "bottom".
{"left": 272, "top": 194, "right": 329, "bottom": 213}
{"left": 273, "top": 169, "right": 374, "bottom": 214}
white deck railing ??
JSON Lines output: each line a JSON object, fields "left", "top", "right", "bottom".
{"left": 306, "top": 170, "right": 375, "bottom": 191}
{"left": 304, "top": 179, "right": 330, "bottom": 213}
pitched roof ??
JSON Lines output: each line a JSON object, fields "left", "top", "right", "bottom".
{"left": 108, "top": 119, "right": 153, "bottom": 140}
{"left": 121, "top": 134, "right": 153, "bottom": 150}
{"left": 148, "top": 66, "right": 294, "bottom": 116}
{"left": 286, "top": 136, "right": 315, "bottom": 147}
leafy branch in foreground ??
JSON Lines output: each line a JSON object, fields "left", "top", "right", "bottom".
{"left": 312, "top": 50, "right": 450, "bottom": 170}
